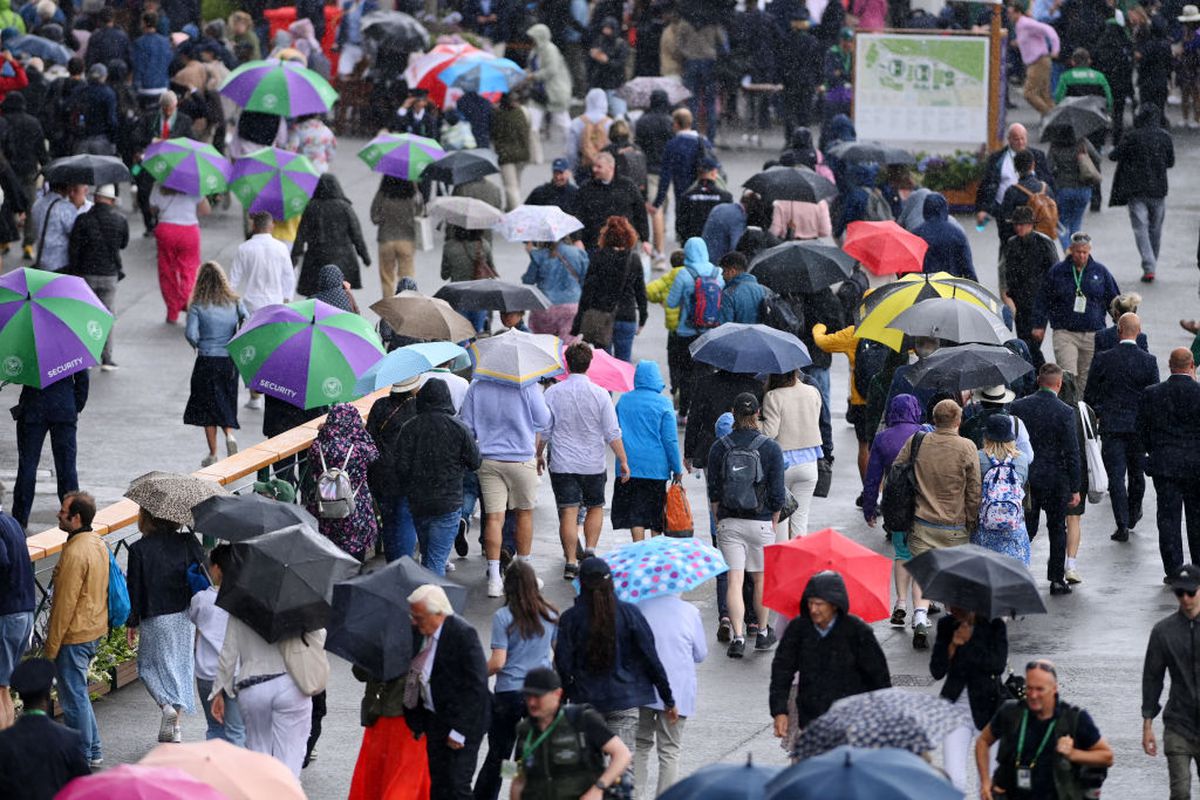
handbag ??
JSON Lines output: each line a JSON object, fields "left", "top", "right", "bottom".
{"left": 579, "top": 308, "right": 617, "bottom": 348}
{"left": 1078, "top": 401, "right": 1108, "bottom": 503}
{"left": 280, "top": 628, "right": 330, "bottom": 696}
{"left": 413, "top": 215, "right": 435, "bottom": 252}
{"left": 471, "top": 240, "right": 498, "bottom": 280}
{"left": 664, "top": 481, "right": 694, "bottom": 537}
{"left": 1076, "top": 143, "right": 1102, "bottom": 186}
{"left": 813, "top": 458, "right": 833, "bottom": 498}
{"left": 780, "top": 490, "right": 799, "bottom": 521}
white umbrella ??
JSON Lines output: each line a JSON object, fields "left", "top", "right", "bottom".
{"left": 494, "top": 204, "right": 585, "bottom": 242}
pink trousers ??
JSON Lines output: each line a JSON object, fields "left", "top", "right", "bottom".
{"left": 155, "top": 222, "right": 201, "bottom": 321}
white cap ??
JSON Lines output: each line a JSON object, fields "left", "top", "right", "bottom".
{"left": 94, "top": 184, "right": 117, "bottom": 200}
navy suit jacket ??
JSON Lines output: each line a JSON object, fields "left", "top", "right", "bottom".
{"left": 14, "top": 370, "right": 88, "bottom": 425}
{"left": 1093, "top": 325, "right": 1149, "bottom": 356}
{"left": 1083, "top": 341, "right": 1159, "bottom": 434}
{"left": 406, "top": 614, "right": 491, "bottom": 744}
{"left": 1137, "top": 374, "right": 1200, "bottom": 479}
{"left": 1011, "top": 389, "right": 1080, "bottom": 490}
{"left": 0, "top": 713, "right": 90, "bottom": 800}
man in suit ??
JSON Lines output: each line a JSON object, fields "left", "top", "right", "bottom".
{"left": 0, "top": 658, "right": 90, "bottom": 798}
{"left": 974, "top": 123, "right": 1055, "bottom": 250}
{"left": 1137, "top": 349, "right": 1200, "bottom": 580}
{"left": 405, "top": 584, "right": 490, "bottom": 800}
{"left": 1012, "top": 363, "right": 1082, "bottom": 595}
{"left": 1084, "top": 313, "right": 1159, "bottom": 544}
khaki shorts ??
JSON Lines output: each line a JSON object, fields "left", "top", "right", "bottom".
{"left": 478, "top": 458, "right": 540, "bottom": 512}
{"left": 648, "top": 173, "right": 668, "bottom": 213}
{"left": 716, "top": 517, "right": 775, "bottom": 572}
{"left": 908, "top": 520, "right": 969, "bottom": 558}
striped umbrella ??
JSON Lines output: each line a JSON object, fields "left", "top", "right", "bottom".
{"left": 142, "top": 138, "right": 232, "bottom": 195}
{"left": 219, "top": 58, "right": 338, "bottom": 116}
{"left": 402, "top": 42, "right": 493, "bottom": 108}
{"left": 357, "top": 133, "right": 445, "bottom": 180}
{"left": 230, "top": 148, "right": 320, "bottom": 221}
{"left": 437, "top": 55, "right": 525, "bottom": 94}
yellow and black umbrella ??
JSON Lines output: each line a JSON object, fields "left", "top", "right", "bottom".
{"left": 856, "top": 273, "right": 1004, "bottom": 350}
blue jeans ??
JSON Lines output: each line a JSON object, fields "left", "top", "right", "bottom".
{"left": 1128, "top": 197, "right": 1166, "bottom": 274}
{"left": 379, "top": 496, "right": 417, "bottom": 562}
{"left": 684, "top": 59, "right": 718, "bottom": 140}
{"left": 1056, "top": 186, "right": 1093, "bottom": 249}
{"left": 803, "top": 365, "right": 831, "bottom": 448}
{"left": 461, "top": 471, "right": 479, "bottom": 523}
{"left": 610, "top": 320, "right": 638, "bottom": 363}
{"left": 56, "top": 639, "right": 102, "bottom": 760}
{"left": 604, "top": 89, "right": 628, "bottom": 120}
{"left": 415, "top": 510, "right": 463, "bottom": 576}
{"left": 196, "top": 677, "right": 246, "bottom": 745}
{"left": 466, "top": 309, "right": 489, "bottom": 333}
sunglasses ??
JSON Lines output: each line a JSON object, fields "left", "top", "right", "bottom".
{"left": 1026, "top": 660, "right": 1057, "bottom": 678}
{"left": 1175, "top": 588, "right": 1198, "bottom": 598}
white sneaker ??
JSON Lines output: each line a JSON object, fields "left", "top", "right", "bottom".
{"left": 200, "top": 454, "right": 218, "bottom": 468}
{"left": 444, "top": 560, "right": 456, "bottom": 573}
{"left": 244, "top": 396, "right": 264, "bottom": 410}
{"left": 171, "top": 724, "right": 182, "bottom": 744}
{"left": 487, "top": 577, "right": 504, "bottom": 597}
{"left": 1065, "top": 568, "right": 1083, "bottom": 584}
{"left": 158, "top": 705, "right": 178, "bottom": 742}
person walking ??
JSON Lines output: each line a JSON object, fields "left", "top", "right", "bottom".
{"left": 521, "top": 238, "right": 588, "bottom": 340}
{"left": 293, "top": 174, "right": 371, "bottom": 297}
{"left": 11, "top": 365, "right": 88, "bottom": 529}
{"left": 676, "top": 157, "right": 730, "bottom": 244}
{"left": 473, "top": 561, "right": 558, "bottom": 800}
{"left": 66, "top": 183, "right": 127, "bottom": 371}
{"left": 974, "top": 414, "right": 1032, "bottom": 567}
{"left": 0, "top": 92, "right": 47, "bottom": 261}
{"left": 1011, "top": 364, "right": 1082, "bottom": 595}
{"left": 1046, "top": 124, "right": 1100, "bottom": 249}
{"left": 761, "top": 369, "right": 824, "bottom": 539}
{"left": 524, "top": 158, "right": 578, "bottom": 213}
{"left": 0, "top": 485, "right": 33, "bottom": 730}
{"left": 184, "top": 262, "right": 246, "bottom": 467}
{"left": 636, "top": 90, "right": 674, "bottom": 261}
{"left": 613, "top": 360, "right": 684, "bottom": 542}
{"left": 1109, "top": 103, "right": 1174, "bottom": 283}
{"left": 1094, "top": 293, "right": 1148, "bottom": 356}
{"left": 0, "top": 658, "right": 91, "bottom": 798}
{"left": 999, "top": 206, "right": 1059, "bottom": 370}
{"left": 31, "top": 182, "right": 88, "bottom": 273}
{"left": 493, "top": 92, "right": 531, "bottom": 212}
{"left": 306, "top": 403, "right": 380, "bottom": 561}
{"left": 228, "top": 212, "right": 294, "bottom": 315}
{"left": 917, "top": 194, "right": 976, "bottom": 280}
{"left": 1084, "top": 312, "right": 1159, "bottom": 543}
{"left": 717, "top": 252, "right": 766, "bottom": 325}
{"left": 974, "top": 124, "right": 1054, "bottom": 248}
{"left": 187, "top": 544, "right": 245, "bottom": 745}
{"left": 286, "top": 113, "right": 336, "bottom": 174}
{"left": 369, "top": 177, "right": 418, "bottom": 300}
{"left": 366, "top": 376, "right": 420, "bottom": 563}
{"left": 571, "top": 216, "right": 647, "bottom": 361}
{"left": 150, "top": 182, "right": 208, "bottom": 324}
{"left": 1137, "top": 349, "right": 1200, "bottom": 581}
{"left": 666, "top": 237, "right": 724, "bottom": 423}
{"left": 524, "top": 23, "right": 572, "bottom": 161}
{"left": 1008, "top": 0, "right": 1060, "bottom": 115}
{"left": 574, "top": 152, "right": 649, "bottom": 253}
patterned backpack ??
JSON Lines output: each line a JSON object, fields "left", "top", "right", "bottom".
{"left": 979, "top": 455, "right": 1025, "bottom": 533}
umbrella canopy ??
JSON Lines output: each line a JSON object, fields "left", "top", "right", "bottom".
{"left": 842, "top": 221, "right": 928, "bottom": 277}
{"left": 230, "top": 147, "right": 321, "bottom": 221}
{"left": 905, "top": 544, "right": 1047, "bottom": 618}
{"left": 325, "top": 556, "right": 467, "bottom": 680}
{"left": 370, "top": 291, "right": 477, "bottom": 342}
{"left": 353, "top": 341, "right": 468, "bottom": 394}
{"left": 0, "top": 268, "right": 113, "bottom": 388}
{"left": 658, "top": 756, "right": 782, "bottom": 800}
{"left": 360, "top": 10, "right": 429, "bottom": 51}
{"left": 424, "top": 150, "right": 500, "bottom": 185}
{"left": 227, "top": 299, "right": 386, "bottom": 409}
{"left": 124, "top": 471, "right": 229, "bottom": 527}
{"left": 617, "top": 75, "right": 692, "bottom": 108}
{"left": 749, "top": 241, "right": 856, "bottom": 295}
{"left": 357, "top": 133, "right": 445, "bottom": 180}
{"left": 44, "top": 154, "right": 132, "bottom": 185}
{"left": 428, "top": 196, "right": 505, "bottom": 230}
{"left": 689, "top": 323, "right": 812, "bottom": 375}
{"left": 402, "top": 42, "right": 488, "bottom": 108}
{"left": 767, "top": 746, "right": 963, "bottom": 800}
{"left": 791, "top": 690, "right": 973, "bottom": 761}
{"left": 218, "top": 523, "right": 361, "bottom": 642}
{"left": 191, "top": 493, "right": 319, "bottom": 543}
{"left": 555, "top": 344, "right": 635, "bottom": 392}
{"left": 435, "top": 279, "right": 550, "bottom": 312}
{"left": 886, "top": 297, "right": 1009, "bottom": 345}
{"left": 438, "top": 55, "right": 525, "bottom": 93}
{"left": 6, "top": 33, "right": 71, "bottom": 64}
{"left": 142, "top": 138, "right": 231, "bottom": 195}
{"left": 1040, "top": 96, "right": 1109, "bottom": 142}
{"left": 495, "top": 204, "right": 584, "bottom": 242}
{"left": 219, "top": 58, "right": 338, "bottom": 116}
{"left": 469, "top": 329, "right": 563, "bottom": 386}
{"left": 57, "top": 764, "right": 228, "bottom": 800}
{"left": 140, "top": 739, "right": 306, "bottom": 800}
{"left": 855, "top": 273, "right": 1002, "bottom": 351}
{"left": 906, "top": 343, "right": 1035, "bottom": 393}
{"left": 825, "top": 140, "right": 917, "bottom": 166}
{"left": 743, "top": 166, "right": 838, "bottom": 203}
{"left": 762, "top": 528, "right": 891, "bottom": 621}
{"left": 598, "top": 536, "right": 728, "bottom": 603}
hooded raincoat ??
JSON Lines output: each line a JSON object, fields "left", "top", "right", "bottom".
{"left": 615, "top": 361, "right": 683, "bottom": 480}
{"left": 861, "top": 393, "right": 924, "bottom": 521}
{"left": 294, "top": 174, "right": 371, "bottom": 295}
{"left": 917, "top": 193, "right": 976, "bottom": 280}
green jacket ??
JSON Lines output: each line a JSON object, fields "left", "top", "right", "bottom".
{"left": 1054, "top": 67, "right": 1113, "bottom": 108}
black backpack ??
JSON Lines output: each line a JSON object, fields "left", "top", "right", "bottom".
{"left": 718, "top": 433, "right": 768, "bottom": 512}
{"left": 854, "top": 338, "right": 891, "bottom": 400}
{"left": 880, "top": 431, "right": 925, "bottom": 533}
{"left": 759, "top": 290, "right": 804, "bottom": 337}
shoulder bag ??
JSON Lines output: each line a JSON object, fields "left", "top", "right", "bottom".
{"left": 1076, "top": 142, "right": 1102, "bottom": 186}
{"left": 1079, "top": 401, "right": 1108, "bottom": 502}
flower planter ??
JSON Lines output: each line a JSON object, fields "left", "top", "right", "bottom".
{"left": 941, "top": 180, "right": 981, "bottom": 214}
{"left": 51, "top": 679, "right": 110, "bottom": 718}
{"left": 110, "top": 658, "right": 139, "bottom": 690}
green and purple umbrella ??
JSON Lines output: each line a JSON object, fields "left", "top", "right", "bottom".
{"left": 230, "top": 148, "right": 320, "bottom": 221}
{"left": 219, "top": 58, "right": 338, "bottom": 116}
{"left": 0, "top": 268, "right": 113, "bottom": 388}
{"left": 143, "top": 138, "right": 232, "bottom": 195}
{"left": 357, "top": 133, "right": 446, "bottom": 180}
{"left": 227, "top": 299, "right": 385, "bottom": 409}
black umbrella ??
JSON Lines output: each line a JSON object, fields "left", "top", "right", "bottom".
{"left": 905, "top": 544, "right": 1047, "bottom": 618}
{"left": 677, "top": 0, "right": 737, "bottom": 26}
{"left": 434, "top": 279, "right": 551, "bottom": 312}
{"left": 361, "top": 10, "right": 429, "bottom": 51}
{"left": 886, "top": 298, "right": 1009, "bottom": 345}
{"left": 1040, "top": 96, "right": 1109, "bottom": 142}
{"left": 43, "top": 154, "right": 133, "bottom": 185}
{"left": 192, "top": 493, "right": 319, "bottom": 543}
{"left": 743, "top": 166, "right": 837, "bottom": 203}
{"left": 906, "top": 343, "right": 1034, "bottom": 393}
{"left": 825, "top": 140, "right": 916, "bottom": 166}
{"left": 217, "top": 524, "right": 361, "bottom": 643}
{"left": 749, "top": 241, "right": 856, "bottom": 295}
{"left": 325, "top": 556, "right": 467, "bottom": 680}
{"left": 423, "top": 150, "right": 499, "bottom": 185}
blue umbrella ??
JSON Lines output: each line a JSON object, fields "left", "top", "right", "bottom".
{"left": 688, "top": 323, "right": 811, "bottom": 375}
{"left": 353, "top": 341, "right": 468, "bottom": 394}
{"left": 437, "top": 55, "right": 526, "bottom": 93}
{"left": 658, "top": 756, "right": 781, "bottom": 800}
{"left": 583, "top": 537, "right": 729, "bottom": 603}
{"left": 6, "top": 34, "right": 72, "bottom": 65}
{"left": 765, "top": 746, "right": 963, "bottom": 800}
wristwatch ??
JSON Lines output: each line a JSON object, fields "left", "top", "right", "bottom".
{"left": 594, "top": 779, "right": 609, "bottom": 790}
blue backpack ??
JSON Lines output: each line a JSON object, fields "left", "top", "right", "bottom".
{"left": 979, "top": 456, "right": 1025, "bottom": 534}
{"left": 687, "top": 265, "right": 722, "bottom": 329}
{"left": 106, "top": 547, "right": 130, "bottom": 628}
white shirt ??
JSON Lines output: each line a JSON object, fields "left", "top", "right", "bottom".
{"left": 418, "top": 370, "right": 470, "bottom": 412}
{"left": 187, "top": 586, "right": 229, "bottom": 683}
{"left": 418, "top": 621, "right": 466, "bottom": 744}
{"left": 150, "top": 185, "right": 201, "bottom": 226}
{"left": 229, "top": 233, "right": 296, "bottom": 313}
{"left": 995, "top": 149, "right": 1019, "bottom": 205}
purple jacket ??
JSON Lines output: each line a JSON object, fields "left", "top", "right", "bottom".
{"left": 862, "top": 394, "right": 924, "bottom": 521}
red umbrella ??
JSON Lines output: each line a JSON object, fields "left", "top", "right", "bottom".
{"left": 842, "top": 220, "right": 929, "bottom": 276}
{"left": 763, "top": 528, "right": 892, "bottom": 621}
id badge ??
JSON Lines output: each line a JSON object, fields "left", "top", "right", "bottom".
{"left": 500, "top": 759, "right": 519, "bottom": 780}
{"left": 1017, "top": 767, "right": 1033, "bottom": 790}
{"left": 1073, "top": 294, "right": 1087, "bottom": 314}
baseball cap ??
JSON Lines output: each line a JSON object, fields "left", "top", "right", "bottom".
{"left": 522, "top": 667, "right": 562, "bottom": 696}
{"left": 551, "top": 157, "right": 570, "bottom": 173}
{"left": 1169, "top": 564, "right": 1200, "bottom": 593}
{"left": 732, "top": 392, "right": 760, "bottom": 416}
{"left": 94, "top": 184, "right": 117, "bottom": 200}
{"left": 579, "top": 556, "right": 612, "bottom": 584}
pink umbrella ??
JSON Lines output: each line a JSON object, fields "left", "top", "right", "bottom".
{"left": 58, "top": 764, "right": 230, "bottom": 800}
{"left": 557, "top": 345, "right": 636, "bottom": 392}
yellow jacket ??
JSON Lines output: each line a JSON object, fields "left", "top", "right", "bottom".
{"left": 46, "top": 530, "right": 109, "bottom": 659}
{"left": 646, "top": 265, "right": 684, "bottom": 332}
{"left": 812, "top": 323, "right": 864, "bottom": 406}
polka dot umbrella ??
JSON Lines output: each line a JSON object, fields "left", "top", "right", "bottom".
{"left": 593, "top": 536, "right": 729, "bottom": 603}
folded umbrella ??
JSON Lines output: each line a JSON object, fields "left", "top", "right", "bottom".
{"left": 749, "top": 241, "right": 856, "bottom": 295}
{"left": 191, "top": 493, "right": 319, "bottom": 543}
{"left": 125, "top": 471, "right": 229, "bottom": 527}
{"left": 689, "top": 323, "right": 811, "bottom": 375}
{"left": 555, "top": 344, "right": 634, "bottom": 392}
{"left": 427, "top": 196, "right": 505, "bottom": 230}
{"left": 906, "top": 343, "right": 1035, "bottom": 393}
{"left": 435, "top": 279, "right": 551, "bottom": 312}
{"left": 767, "top": 746, "right": 963, "bottom": 799}
{"left": 370, "top": 291, "right": 477, "bottom": 342}
{"left": 43, "top": 154, "right": 132, "bottom": 185}
{"left": 325, "top": 556, "right": 467, "bottom": 680}
{"left": 842, "top": 221, "right": 928, "bottom": 277}
{"left": 438, "top": 55, "right": 526, "bottom": 94}
{"left": 743, "top": 166, "right": 837, "bottom": 203}
{"left": 357, "top": 132, "right": 445, "bottom": 181}
{"left": 658, "top": 755, "right": 781, "bottom": 800}
{"left": 855, "top": 272, "right": 1003, "bottom": 350}
{"left": 494, "top": 204, "right": 584, "bottom": 242}
{"left": 469, "top": 329, "right": 563, "bottom": 386}
{"left": 140, "top": 739, "right": 306, "bottom": 800}
{"left": 354, "top": 340, "right": 468, "bottom": 394}
{"left": 219, "top": 58, "right": 339, "bottom": 116}
{"left": 57, "top": 764, "right": 229, "bottom": 800}
{"left": 597, "top": 536, "right": 728, "bottom": 603}
{"left": 1040, "top": 96, "right": 1109, "bottom": 142}
{"left": 230, "top": 147, "right": 320, "bottom": 221}
{"left": 142, "top": 138, "right": 232, "bottom": 195}
{"left": 905, "top": 544, "right": 1047, "bottom": 618}
{"left": 762, "top": 528, "right": 891, "bottom": 621}
{"left": 790, "top": 691, "right": 973, "bottom": 761}
{"left": 825, "top": 140, "right": 917, "bottom": 166}
{"left": 423, "top": 150, "right": 500, "bottom": 185}
{"left": 886, "top": 297, "right": 1009, "bottom": 345}
{"left": 617, "top": 75, "right": 692, "bottom": 108}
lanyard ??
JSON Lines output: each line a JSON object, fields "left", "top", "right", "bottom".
{"left": 1072, "top": 265, "right": 1086, "bottom": 297}
{"left": 522, "top": 710, "right": 564, "bottom": 761}
{"left": 23, "top": 709, "right": 46, "bottom": 717}
{"left": 1016, "top": 709, "right": 1057, "bottom": 769}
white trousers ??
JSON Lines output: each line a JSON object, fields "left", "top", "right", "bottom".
{"left": 777, "top": 461, "right": 819, "bottom": 540}
{"left": 237, "top": 675, "right": 312, "bottom": 778}
{"left": 943, "top": 692, "right": 997, "bottom": 792}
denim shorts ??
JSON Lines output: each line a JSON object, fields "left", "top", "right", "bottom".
{"left": 549, "top": 471, "right": 607, "bottom": 509}
{"left": 0, "top": 611, "right": 34, "bottom": 685}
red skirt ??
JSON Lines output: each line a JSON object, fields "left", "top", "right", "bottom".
{"left": 348, "top": 715, "right": 431, "bottom": 800}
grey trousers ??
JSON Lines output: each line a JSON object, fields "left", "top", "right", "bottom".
{"left": 82, "top": 274, "right": 118, "bottom": 364}
{"left": 633, "top": 707, "right": 687, "bottom": 799}
{"left": 1128, "top": 196, "right": 1166, "bottom": 275}
{"left": 604, "top": 707, "right": 640, "bottom": 784}
{"left": 1166, "top": 725, "right": 1200, "bottom": 799}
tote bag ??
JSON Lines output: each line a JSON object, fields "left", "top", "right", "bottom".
{"left": 1079, "top": 401, "right": 1108, "bottom": 503}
